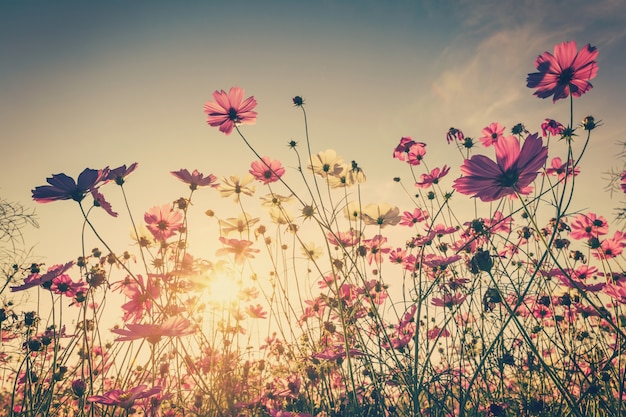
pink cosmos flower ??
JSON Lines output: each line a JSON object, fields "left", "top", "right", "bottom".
{"left": 569, "top": 212, "right": 609, "bottom": 240}
{"left": 91, "top": 189, "right": 118, "bottom": 217}
{"left": 400, "top": 208, "right": 429, "bottom": 226}
{"left": 119, "top": 274, "right": 160, "bottom": 323}
{"left": 479, "top": 122, "right": 507, "bottom": 147}
{"left": 88, "top": 384, "right": 162, "bottom": 409}
{"left": 249, "top": 157, "right": 285, "bottom": 184}
{"left": 621, "top": 171, "right": 626, "bottom": 194}
{"left": 144, "top": 204, "right": 184, "bottom": 241}
{"left": 393, "top": 136, "right": 416, "bottom": 161}
{"left": 452, "top": 133, "right": 548, "bottom": 202}
{"left": 593, "top": 231, "right": 626, "bottom": 260}
{"left": 111, "top": 316, "right": 195, "bottom": 344}
{"left": 32, "top": 168, "right": 109, "bottom": 203}
{"left": 415, "top": 165, "right": 450, "bottom": 188}
{"left": 171, "top": 169, "right": 218, "bottom": 190}
{"left": 326, "top": 229, "right": 360, "bottom": 247}
{"left": 203, "top": 87, "right": 257, "bottom": 135}
{"left": 541, "top": 119, "right": 565, "bottom": 137}
{"left": 107, "top": 163, "right": 138, "bottom": 185}
{"left": 363, "top": 234, "right": 391, "bottom": 265}
{"left": 431, "top": 293, "right": 467, "bottom": 309}
{"left": 527, "top": 41, "right": 599, "bottom": 102}
{"left": 246, "top": 304, "right": 267, "bottom": 319}
{"left": 50, "top": 274, "right": 85, "bottom": 298}
{"left": 407, "top": 141, "right": 427, "bottom": 165}
{"left": 216, "top": 237, "right": 260, "bottom": 264}
{"left": 544, "top": 157, "right": 580, "bottom": 181}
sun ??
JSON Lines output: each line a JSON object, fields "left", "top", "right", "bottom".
{"left": 204, "top": 270, "right": 242, "bottom": 306}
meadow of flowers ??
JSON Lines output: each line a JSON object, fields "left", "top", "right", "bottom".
{"left": 1, "top": 40, "right": 625, "bottom": 417}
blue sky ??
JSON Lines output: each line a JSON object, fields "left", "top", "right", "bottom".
{"left": 1, "top": 0, "right": 625, "bottom": 264}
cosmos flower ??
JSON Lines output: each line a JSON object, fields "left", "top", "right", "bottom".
{"left": 446, "top": 127, "right": 464, "bottom": 144}
{"left": 569, "top": 212, "right": 609, "bottom": 240}
{"left": 203, "top": 87, "right": 257, "bottom": 135}
{"left": 621, "top": 171, "right": 626, "bottom": 194}
{"left": 361, "top": 203, "right": 402, "bottom": 228}
{"left": 399, "top": 208, "right": 429, "bottom": 226}
{"left": 249, "top": 157, "right": 285, "bottom": 184}
{"left": 144, "top": 204, "right": 184, "bottom": 241}
{"left": 540, "top": 119, "right": 565, "bottom": 137}
{"left": 526, "top": 41, "right": 598, "bottom": 102}
{"left": 217, "top": 175, "right": 256, "bottom": 202}
{"left": 32, "top": 168, "right": 109, "bottom": 203}
{"left": 107, "top": 163, "right": 138, "bottom": 186}
{"left": 415, "top": 165, "right": 450, "bottom": 188}
{"left": 216, "top": 237, "right": 260, "bottom": 264}
{"left": 479, "top": 122, "right": 508, "bottom": 147}
{"left": 111, "top": 316, "right": 195, "bottom": 344}
{"left": 91, "top": 189, "right": 118, "bottom": 217}
{"left": 452, "top": 133, "right": 548, "bottom": 202}
{"left": 309, "top": 149, "right": 344, "bottom": 178}
{"left": 11, "top": 261, "right": 74, "bottom": 292}
{"left": 171, "top": 169, "right": 218, "bottom": 190}
{"left": 87, "top": 384, "right": 162, "bottom": 409}
{"left": 544, "top": 157, "right": 580, "bottom": 181}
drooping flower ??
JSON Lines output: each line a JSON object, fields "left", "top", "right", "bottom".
{"left": 91, "top": 189, "right": 118, "bottom": 217}
{"left": 32, "top": 168, "right": 109, "bottom": 203}
{"left": 171, "top": 169, "right": 218, "bottom": 190}
{"left": 216, "top": 237, "right": 260, "bottom": 264}
{"left": 111, "top": 316, "right": 195, "bottom": 344}
{"left": 446, "top": 127, "right": 464, "bottom": 144}
{"left": 107, "top": 163, "right": 138, "bottom": 186}
{"left": 203, "top": 87, "right": 257, "bottom": 135}
{"left": 526, "top": 41, "right": 599, "bottom": 102}
{"left": 249, "top": 157, "right": 285, "bottom": 184}
{"left": 88, "top": 384, "right": 162, "bottom": 409}
{"left": 452, "top": 133, "right": 548, "bottom": 202}
{"left": 541, "top": 119, "right": 565, "bottom": 137}
{"left": 144, "top": 204, "right": 184, "bottom": 241}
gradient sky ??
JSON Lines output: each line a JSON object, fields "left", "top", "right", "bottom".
{"left": 1, "top": 0, "right": 626, "bottom": 265}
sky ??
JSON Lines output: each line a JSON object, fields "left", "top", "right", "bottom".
{"left": 1, "top": 0, "right": 626, "bottom": 270}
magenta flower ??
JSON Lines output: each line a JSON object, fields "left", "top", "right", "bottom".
{"left": 446, "top": 127, "right": 464, "bottom": 144}
{"left": 569, "top": 212, "right": 608, "bottom": 240}
{"left": 88, "top": 384, "right": 162, "bottom": 409}
{"left": 452, "top": 133, "right": 548, "bottom": 202}
{"left": 144, "top": 204, "right": 184, "bottom": 241}
{"left": 32, "top": 168, "right": 109, "bottom": 203}
{"left": 203, "top": 86, "right": 257, "bottom": 135}
{"left": 171, "top": 169, "right": 218, "bottom": 190}
{"left": 407, "top": 141, "right": 427, "bottom": 165}
{"left": 249, "top": 156, "right": 286, "bottom": 184}
{"left": 107, "top": 163, "right": 138, "bottom": 185}
{"left": 393, "top": 136, "right": 416, "bottom": 161}
{"left": 527, "top": 41, "right": 598, "bottom": 102}
{"left": 479, "top": 122, "right": 507, "bottom": 147}
{"left": 540, "top": 119, "right": 565, "bottom": 137}
{"left": 544, "top": 157, "right": 579, "bottom": 181}
{"left": 415, "top": 165, "right": 450, "bottom": 188}
{"left": 91, "top": 189, "right": 118, "bottom": 217}
{"left": 621, "top": 171, "right": 626, "bottom": 194}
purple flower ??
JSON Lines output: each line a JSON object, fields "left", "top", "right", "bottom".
{"left": 32, "top": 168, "right": 109, "bottom": 203}
{"left": 91, "top": 190, "right": 118, "bottom": 217}
{"left": 526, "top": 41, "right": 598, "bottom": 102}
{"left": 171, "top": 169, "right": 218, "bottom": 190}
{"left": 108, "top": 163, "right": 138, "bottom": 185}
{"left": 452, "top": 133, "right": 548, "bottom": 202}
